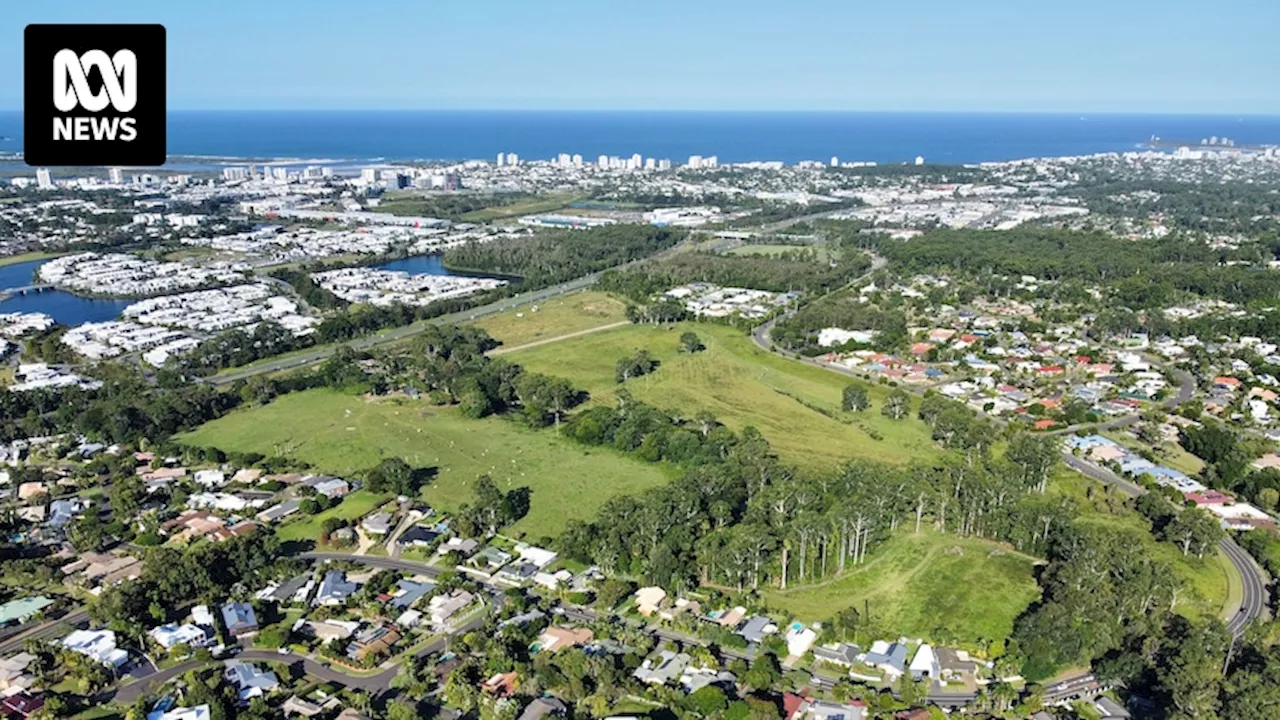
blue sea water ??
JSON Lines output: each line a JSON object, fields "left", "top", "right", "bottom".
{"left": 3, "top": 111, "right": 1280, "bottom": 167}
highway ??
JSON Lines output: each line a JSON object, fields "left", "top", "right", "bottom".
{"left": 208, "top": 236, "right": 699, "bottom": 386}
{"left": 0, "top": 607, "right": 89, "bottom": 655}
{"left": 208, "top": 275, "right": 601, "bottom": 385}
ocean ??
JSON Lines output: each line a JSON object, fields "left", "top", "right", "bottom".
{"left": 2, "top": 111, "right": 1280, "bottom": 167}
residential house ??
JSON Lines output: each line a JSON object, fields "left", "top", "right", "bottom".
{"left": 936, "top": 647, "right": 980, "bottom": 683}
{"left": 1091, "top": 697, "right": 1131, "bottom": 719}
{"left": 388, "top": 578, "right": 435, "bottom": 610}
{"left": 738, "top": 616, "right": 777, "bottom": 645}
{"left": 221, "top": 602, "right": 259, "bottom": 637}
{"left": 438, "top": 537, "right": 479, "bottom": 557}
{"left": 517, "top": 697, "right": 567, "bottom": 720}
{"left": 194, "top": 470, "right": 226, "bottom": 488}
{"left": 427, "top": 590, "right": 474, "bottom": 627}
{"left": 537, "top": 626, "right": 593, "bottom": 653}
{"left": 634, "top": 587, "right": 667, "bottom": 617}
{"left": 149, "top": 623, "right": 211, "bottom": 650}
{"left": 795, "top": 700, "right": 866, "bottom": 720}
{"left": 361, "top": 513, "right": 394, "bottom": 536}
{"left": 0, "top": 693, "right": 44, "bottom": 720}
{"left": 302, "top": 475, "right": 349, "bottom": 499}
{"left": 147, "top": 706, "right": 211, "bottom": 720}
{"left": 0, "top": 653, "right": 35, "bottom": 694}
{"left": 396, "top": 526, "right": 440, "bottom": 548}
{"left": 256, "top": 499, "right": 301, "bottom": 524}
{"left": 862, "top": 640, "right": 909, "bottom": 680}
{"left": 224, "top": 662, "right": 279, "bottom": 701}
{"left": 909, "top": 644, "right": 940, "bottom": 681}
{"left": 633, "top": 650, "right": 690, "bottom": 685}
{"left": 314, "top": 571, "right": 359, "bottom": 606}
{"left": 346, "top": 624, "right": 400, "bottom": 662}
{"left": 786, "top": 624, "right": 817, "bottom": 657}
{"left": 813, "top": 643, "right": 860, "bottom": 667}
{"left": 62, "top": 629, "right": 128, "bottom": 667}
{"left": 0, "top": 597, "right": 53, "bottom": 627}
{"left": 481, "top": 672, "right": 518, "bottom": 697}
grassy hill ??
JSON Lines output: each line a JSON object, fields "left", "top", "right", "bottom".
{"left": 506, "top": 321, "right": 941, "bottom": 470}
{"left": 761, "top": 529, "right": 1041, "bottom": 650}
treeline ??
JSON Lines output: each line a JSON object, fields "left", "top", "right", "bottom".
{"left": 556, "top": 392, "right": 1066, "bottom": 601}
{"left": 0, "top": 372, "right": 239, "bottom": 445}
{"left": 597, "top": 249, "right": 871, "bottom": 303}
{"left": 443, "top": 225, "right": 685, "bottom": 285}
{"left": 878, "top": 228, "right": 1280, "bottom": 307}
{"left": 1073, "top": 179, "right": 1280, "bottom": 232}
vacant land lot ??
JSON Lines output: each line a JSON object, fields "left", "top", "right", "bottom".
{"left": 179, "top": 389, "right": 675, "bottom": 538}
{"left": 762, "top": 529, "right": 1041, "bottom": 649}
{"left": 276, "top": 489, "right": 390, "bottom": 542}
{"left": 507, "top": 322, "right": 940, "bottom": 469}
{"left": 476, "top": 290, "right": 629, "bottom": 349}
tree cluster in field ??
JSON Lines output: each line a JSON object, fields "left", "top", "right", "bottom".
{"left": 596, "top": 246, "right": 872, "bottom": 303}
{"left": 615, "top": 349, "right": 658, "bottom": 383}
{"left": 378, "top": 192, "right": 537, "bottom": 221}
{"left": 443, "top": 225, "right": 684, "bottom": 285}
{"left": 451, "top": 475, "right": 531, "bottom": 538}
{"left": 176, "top": 320, "right": 312, "bottom": 376}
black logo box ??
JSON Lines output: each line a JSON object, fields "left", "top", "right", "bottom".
{"left": 24, "top": 23, "right": 166, "bottom": 167}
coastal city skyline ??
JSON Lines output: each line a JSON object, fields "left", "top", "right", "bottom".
{"left": 2, "top": 0, "right": 1278, "bottom": 113}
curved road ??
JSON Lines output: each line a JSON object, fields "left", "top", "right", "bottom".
{"left": 1062, "top": 453, "right": 1267, "bottom": 637}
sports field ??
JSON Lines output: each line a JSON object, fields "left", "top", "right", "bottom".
{"left": 178, "top": 388, "right": 675, "bottom": 538}
{"left": 761, "top": 529, "right": 1041, "bottom": 649}
{"left": 506, "top": 322, "right": 941, "bottom": 469}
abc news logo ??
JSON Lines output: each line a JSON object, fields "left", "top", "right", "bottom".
{"left": 25, "top": 24, "right": 166, "bottom": 166}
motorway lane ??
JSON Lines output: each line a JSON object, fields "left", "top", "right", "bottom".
{"left": 209, "top": 276, "right": 600, "bottom": 385}
{"left": 0, "top": 607, "right": 89, "bottom": 654}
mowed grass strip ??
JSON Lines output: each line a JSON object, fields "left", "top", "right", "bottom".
{"left": 476, "top": 291, "right": 629, "bottom": 349}
{"left": 178, "top": 389, "right": 675, "bottom": 538}
{"left": 761, "top": 529, "right": 1041, "bottom": 649}
{"left": 507, "top": 322, "right": 941, "bottom": 469}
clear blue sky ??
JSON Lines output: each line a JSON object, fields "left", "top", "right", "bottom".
{"left": 3, "top": 0, "right": 1277, "bottom": 113}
